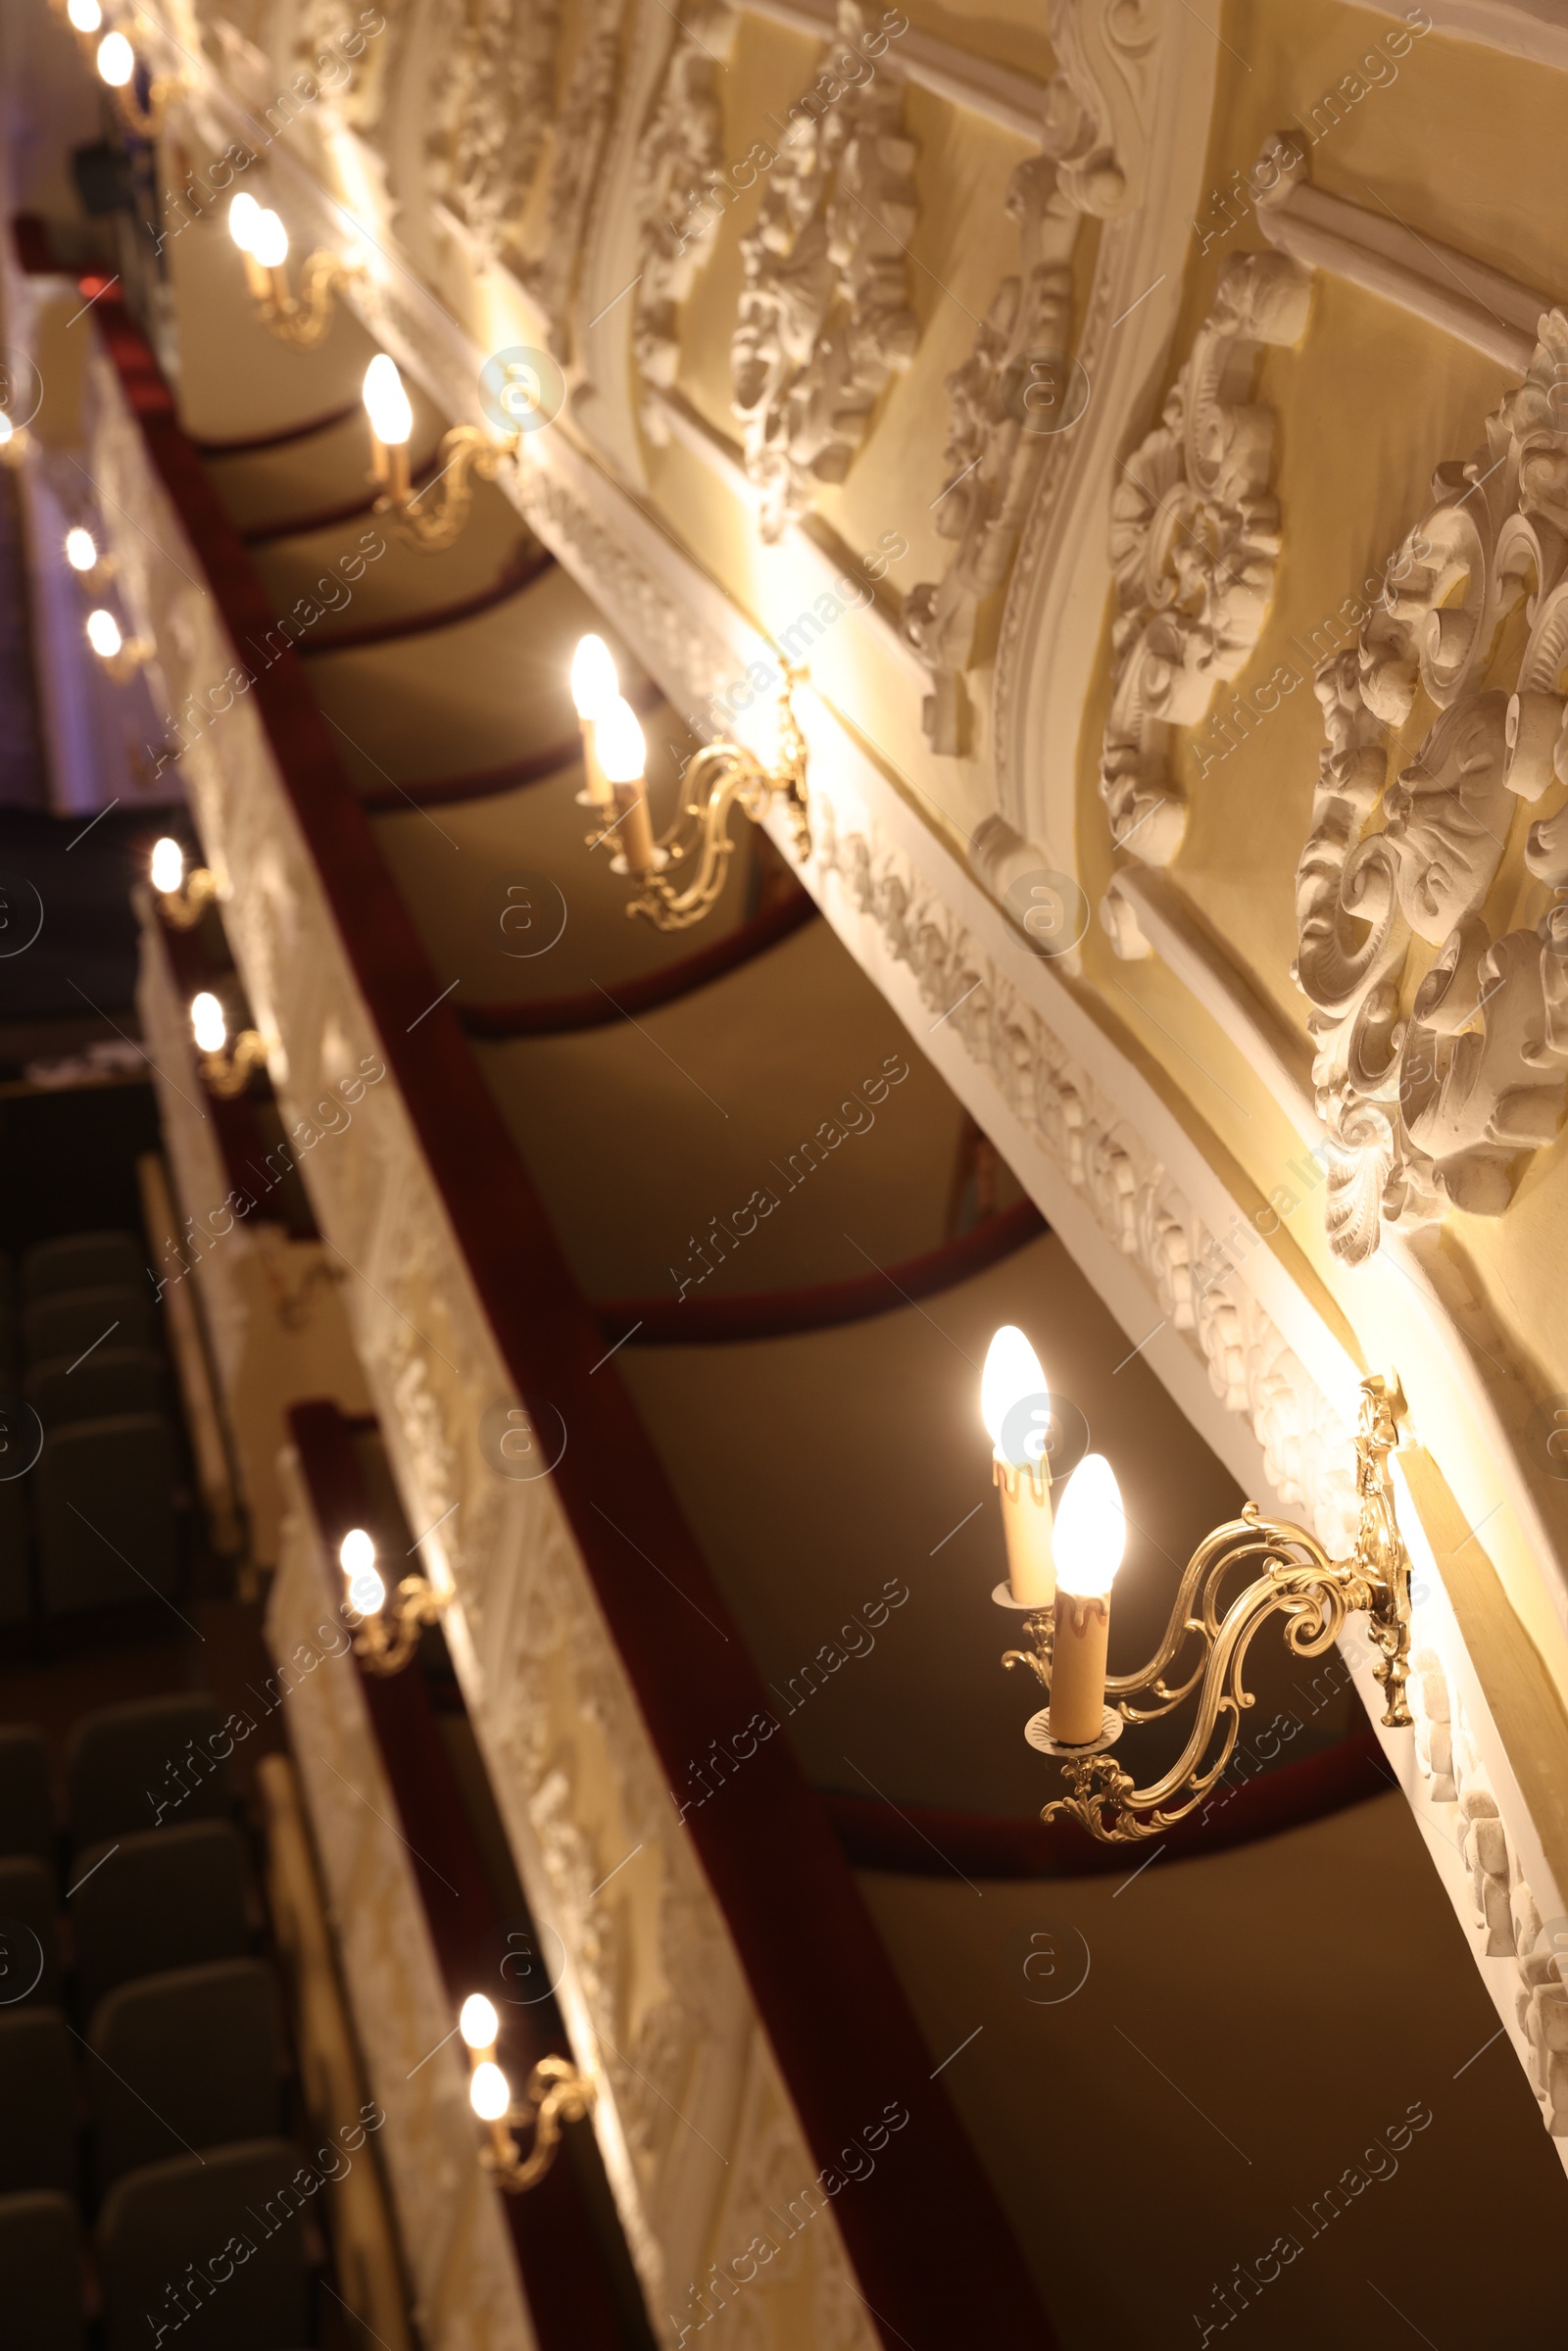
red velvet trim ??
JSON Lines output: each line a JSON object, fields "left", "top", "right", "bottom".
{"left": 97, "top": 287, "right": 1054, "bottom": 2346}
{"left": 301, "top": 544, "right": 555, "bottom": 655}
{"left": 461, "top": 886, "right": 818, "bottom": 1037}
{"left": 596, "top": 1197, "right": 1046, "bottom": 1345}
{"left": 826, "top": 1729, "right": 1391, "bottom": 1879}
{"left": 191, "top": 400, "right": 363, "bottom": 458}
{"left": 286, "top": 1402, "right": 628, "bottom": 2350}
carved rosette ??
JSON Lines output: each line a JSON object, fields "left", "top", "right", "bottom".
{"left": 1100, "top": 249, "right": 1310, "bottom": 864}
{"left": 730, "top": 0, "right": 918, "bottom": 540}
{"left": 904, "top": 0, "right": 1157, "bottom": 755}
{"left": 1294, "top": 311, "right": 1568, "bottom": 1262}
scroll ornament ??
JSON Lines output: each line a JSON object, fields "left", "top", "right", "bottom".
{"left": 1294, "top": 311, "right": 1568, "bottom": 1262}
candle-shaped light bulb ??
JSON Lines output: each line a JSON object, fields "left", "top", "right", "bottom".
{"left": 460, "top": 1993, "right": 499, "bottom": 2051}
{"left": 469, "top": 2060, "right": 511, "bottom": 2122}
{"left": 85, "top": 608, "right": 122, "bottom": 659}
{"left": 96, "top": 29, "right": 134, "bottom": 84}
{"left": 981, "top": 1324, "right": 1055, "bottom": 1605}
{"left": 67, "top": 0, "right": 102, "bottom": 29}
{"left": 1048, "top": 1454, "right": 1125, "bottom": 1745}
{"left": 65, "top": 526, "right": 97, "bottom": 571}
{"left": 190, "top": 992, "right": 227, "bottom": 1055}
{"left": 0, "top": 415, "right": 15, "bottom": 451}
{"left": 570, "top": 635, "right": 619, "bottom": 722}
{"left": 250, "top": 209, "right": 289, "bottom": 270}
{"left": 598, "top": 696, "right": 658, "bottom": 877}
{"left": 339, "top": 1526, "right": 384, "bottom": 1616}
{"left": 363, "top": 354, "right": 414, "bottom": 447}
{"left": 227, "top": 192, "right": 262, "bottom": 253}
{"left": 150, "top": 837, "right": 184, "bottom": 895}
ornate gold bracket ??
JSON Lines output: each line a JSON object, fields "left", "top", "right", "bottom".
{"left": 374, "top": 425, "right": 513, "bottom": 553}
{"left": 619, "top": 679, "right": 810, "bottom": 932}
{"left": 253, "top": 251, "right": 363, "bottom": 350}
{"left": 480, "top": 2057, "right": 595, "bottom": 2194}
{"left": 346, "top": 1573, "right": 449, "bottom": 1677}
{"left": 154, "top": 868, "right": 217, "bottom": 931}
{"left": 197, "top": 1030, "right": 268, "bottom": 1099}
{"left": 1009, "top": 1379, "right": 1412, "bottom": 1843}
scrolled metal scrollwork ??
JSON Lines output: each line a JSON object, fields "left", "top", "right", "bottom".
{"left": 624, "top": 681, "right": 809, "bottom": 932}
{"left": 1022, "top": 1378, "right": 1412, "bottom": 1843}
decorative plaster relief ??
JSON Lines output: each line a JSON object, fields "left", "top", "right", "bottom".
{"left": 425, "top": 0, "right": 560, "bottom": 254}
{"left": 1295, "top": 313, "right": 1568, "bottom": 1263}
{"left": 631, "top": 1, "right": 738, "bottom": 442}
{"left": 1100, "top": 248, "right": 1310, "bottom": 865}
{"left": 730, "top": 0, "right": 918, "bottom": 540}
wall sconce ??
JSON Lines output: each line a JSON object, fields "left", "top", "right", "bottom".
{"left": 226, "top": 194, "right": 359, "bottom": 350}
{"left": 362, "top": 355, "right": 513, "bottom": 552}
{"left": 0, "top": 414, "right": 26, "bottom": 469}
{"left": 95, "top": 30, "right": 176, "bottom": 136}
{"left": 85, "top": 608, "right": 150, "bottom": 680}
{"left": 569, "top": 635, "right": 809, "bottom": 932}
{"left": 149, "top": 837, "right": 216, "bottom": 929}
{"left": 337, "top": 1527, "right": 448, "bottom": 1677}
{"left": 189, "top": 991, "right": 267, "bottom": 1099}
{"left": 985, "top": 1335, "right": 1414, "bottom": 1842}
{"left": 458, "top": 1994, "right": 593, "bottom": 2194}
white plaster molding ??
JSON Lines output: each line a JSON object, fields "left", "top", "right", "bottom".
{"left": 729, "top": 0, "right": 919, "bottom": 540}
{"left": 742, "top": 0, "right": 1049, "bottom": 143}
{"left": 1361, "top": 0, "right": 1568, "bottom": 73}
{"left": 1255, "top": 148, "right": 1544, "bottom": 376}
{"left": 629, "top": 1, "right": 739, "bottom": 444}
{"left": 422, "top": 0, "right": 559, "bottom": 255}
{"left": 1097, "top": 246, "right": 1311, "bottom": 866}
{"left": 268, "top": 1480, "right": 541, "bottom": 2350}
{"left": 988, "top": 8, "right": 1217, "bottom": 838}
{"left": 1295, "top": 310, "right": 1568, "bottom": 1263}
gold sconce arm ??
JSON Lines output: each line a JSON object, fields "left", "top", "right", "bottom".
{"left": 374, "top": 424, "right": 512, "bottom": 553}
{"left": 479, "top": 2057, "right": 595, "bottom": 2194}
{"left": 109, "top": 74, "right": 178, "bottom": 139}
{"left": 154, "top": 867, "right": 217, "bottom": 931}
{"left": 346, "top": 1573, "right": 449, "bottom": 1677}
{"left": 1008, "top": 1379, "right": 1413, "bottom": 1844}
{"left": 254, "top": 250, "right": 363, "bottom": 350}
{"left": 618, "top": 682, "right": 810, "bottom": 933}
{"left": 197, "top": 1029, "right": 268, "bottom": 1099}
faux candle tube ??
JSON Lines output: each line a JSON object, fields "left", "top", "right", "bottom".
{"left": 241, "top": 251, "right": 271, "bottom": 302}
{"left": 616, "top": 778, "right": 659, "bottom": 877}
{"left": 995, "top": 1456, "right": 1054, "bottom": 1606}
{"left": 579, "top": 721, "right": 615, "bottom": 810}
{"left": 1049, "top": 1592, "right": 1110, "bottom": 1744}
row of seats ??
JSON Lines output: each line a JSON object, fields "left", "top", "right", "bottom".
{"left": 1, "top": 1694, "right": 316, "bottom": 2345}
{"left": 1, "top": 1232, "right": 184, "bottom": 1626}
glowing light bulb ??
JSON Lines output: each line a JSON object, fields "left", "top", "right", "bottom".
{"left": 981, "top": 1325, "right": 1049, "bottom": 1466}
{"left": 249, "top": 209, "right": 288, "bottom": 270}
{"left": 363, "top": 354, "right": 413, "bottom": 447}
{"left": 570, "top": 635, "right": 620, "bottom": 723}
{"left": 227, "top": 191, "right": 261, "bottom": 253}
{"left": 0, "top": 415, "right": 14, "bottom": 450}
{"left": 338, "top": 1527, "right": 384, "bottom": 1614}
{"left": 190, "top": 992, "right": 226, "bottom": 1055}
{"left": 1052, "top": 1454, "right": 1125, "bottom": 1599}
{"left": 67, "top": 0, "right": 102, "bottom": 28}
{"left": 596, "top": 698, "right": 647, "bottom": 785}
{"left": 96, "top": 29, "right": 134, "bottom": 85}
{"left": 469, "top": 2060, "right": 511, "bottom": 2123}
{"left": 150, "top": 837, "right": 184, "bottom": 894}
{"left": 65, "top": 526, "right": 97, "bottom": 571}
{"left": 85, "top": 609, "right": 122, "bottom": 659}
{"left": 460, "top": 1994, "right": 499, "bottom": 2051}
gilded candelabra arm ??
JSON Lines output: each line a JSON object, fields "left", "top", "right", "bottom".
{"left": 198, "top": 1029, "right": 268, "bottom": 1100}
{"left": 1002, "top": 1606, "right": 1054, "bottom": 1688}
{"left": 485, "top": 2058, "right": 595, "bottom": 2193}
{"left": 111, "top": 75, "right": 179, "bottom": 139}
{"left": 350, "top": 1574, "right": 448, "bottom": 1677}
{"left": 625, "top": 679, "right": 810, "bottom": 932}
{"left": 378, "top": 425, "right": 510, "bottom": 551}
{"left": 1040, "top": 1377, "right": 1412, "bottom": 1844}
{"left": 155, "top": 867, "right": 218, "bottom": 931}
{"left": 262, "top": 251, "right": 363, "bottom": 350}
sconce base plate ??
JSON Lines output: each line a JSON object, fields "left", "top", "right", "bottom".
{"left": 1024, "top": 1706, "right": 1123, "bottom": 1759}
{"left": 992, "top": 1581, "right": 1050, "bottom": 1611}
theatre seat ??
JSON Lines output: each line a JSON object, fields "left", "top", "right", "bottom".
{"left": 26, "top": 1347, "right": 167, "bottom": 1430}
{"left": 0, "top": 1856, "right": 60, "bottom": 2006}
{"left": 89, "top": 1959, "right": 283, "bottom": 2191}
{"left": 67, "top": 1693, "right": 231, "bottom": 1849}
{"left": 0, "top": 2011, "right": 77, "bottom": 2196}
{"left": 0, "top": 2189, "right": 84, "bottom": 2351}
{"left": 22, "top": 1288, "right": 155, "bottom": 1366}
{"left": 21, "top": 1233, "right": 145, "bottom": 1302}
{"left": 0, "top": 1725, "right": 53, "bottom": 1862}
{"left": 72, "top": 1822, "right": 249, "bottom": 2017}
{"left": 97, "top": 2139, "right": 313, "bottom": 2351}
{"left": 36, "top": 1415, "right": 180, "bottom": 1616}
